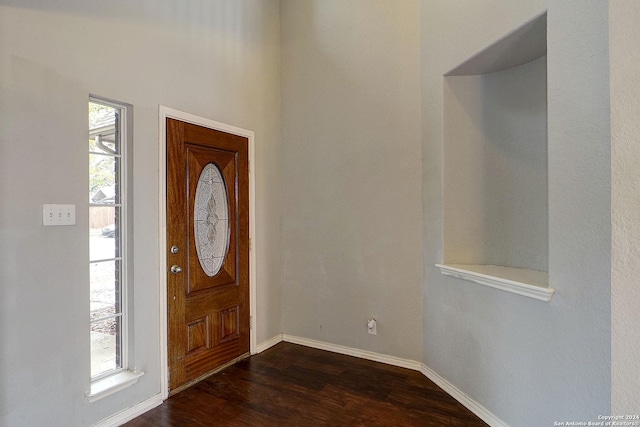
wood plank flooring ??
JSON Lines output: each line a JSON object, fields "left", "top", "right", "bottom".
{"left": 125, "top": 342, "right": 488, "bottom": 426}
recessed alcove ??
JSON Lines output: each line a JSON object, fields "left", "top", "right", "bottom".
{"left": 438, "top": 12, "right": 554, "bottom": 301}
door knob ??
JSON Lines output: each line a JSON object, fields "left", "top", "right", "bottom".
{"left": 170, "top": 265, "right": 183, "bottom": 274}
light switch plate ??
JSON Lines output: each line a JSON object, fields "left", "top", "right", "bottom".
{"left": 43, "top": 204, "right": 76, "bottom": 226}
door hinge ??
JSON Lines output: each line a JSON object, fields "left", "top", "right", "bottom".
{"left": 249, "top": 238, "right": 253, "bottom": 251}
{"left": 250, "top": 316, "right": 254, "bottom": 330}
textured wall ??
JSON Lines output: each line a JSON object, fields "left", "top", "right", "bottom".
{"left": 610, "top": 0, "right": 640, "bottom": 415}
{"left": 279, "top": 0, "right": 423, "bottom": 360}
{"left": 0, "top": 1, "right": 282, "bottom": 425}
{"left": 443, "top": 57, "right": 548, "bottom": 271}
{"left": 422, "top": 1, "right": 611, "bottom": 425}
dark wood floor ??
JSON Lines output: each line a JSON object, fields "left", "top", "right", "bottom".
{"left": 125, "top": 342, "right": 488, "bottom": 426}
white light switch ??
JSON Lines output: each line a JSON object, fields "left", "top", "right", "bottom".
{"left": 43, "top": 204, "right": 76, "bottom": 226}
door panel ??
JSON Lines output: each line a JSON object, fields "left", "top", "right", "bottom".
{"left": 167, "top": 118, "right": 249, "bottom": 393}
{"left": 186, "top": 146, "right": 237, "bottom": 293}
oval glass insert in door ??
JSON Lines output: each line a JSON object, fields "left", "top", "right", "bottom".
{"left": 194, "top": 163, "right": 230, "bottom": 276}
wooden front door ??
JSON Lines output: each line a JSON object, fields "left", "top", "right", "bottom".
{"left": 166, "top": 118, "right": 250, "bottom": 393}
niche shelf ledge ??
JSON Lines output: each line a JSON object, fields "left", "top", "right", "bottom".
{"left": 435, "top": 264, "right": 554, "bottom": 302}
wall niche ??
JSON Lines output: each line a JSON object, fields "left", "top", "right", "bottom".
{"left": 436, "top": 12, "right": 554, "bottom": 301}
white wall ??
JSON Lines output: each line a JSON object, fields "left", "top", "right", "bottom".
{"left": 422, "top": 1, "right": 611, "bottom": 426}
{"left": 443, "top": 57, "right": 548, "bottom": 271}
{"left": 0, "top": 1, "right": 282, "bottom": 425}
{"left": 279, "top": 0, "right": 423, "bottom": 360}
{"left": 610, "top": 0, "right": 640, "bottom": 415}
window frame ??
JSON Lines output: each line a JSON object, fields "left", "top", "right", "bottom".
{"left": 88, "top": 95, "right": 135, "bottom": 387}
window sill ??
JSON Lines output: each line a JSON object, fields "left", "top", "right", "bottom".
{"left": 435, "top": 263, "right": 554, "bottom": 302}
{"left": 87, "top": 370, "right": 144, "bottom": 403}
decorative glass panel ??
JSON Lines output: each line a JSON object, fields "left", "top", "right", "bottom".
{"left": 194, "top": 163, "right": 230, "bottom": 277}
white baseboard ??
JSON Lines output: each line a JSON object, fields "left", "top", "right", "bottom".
{"left": 282, "top": 334, "right": 422, "bottom": 371}
{"left": 256, "top": 333, "right": 283, "bottom": 353}
{"left": 419, "top": 364, "right": 509, "bottom": 427}
{"left": 91, "top": 393, "right": 163, "bottom": 427}
{"left": 281, "top": 334, "right": 508, "bottom": 427}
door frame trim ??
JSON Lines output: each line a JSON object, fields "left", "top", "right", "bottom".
{"left": 158, "top": 106, "right": 256, "bottom": 399}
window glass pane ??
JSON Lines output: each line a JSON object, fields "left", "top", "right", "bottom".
{"left": 90, "top": 260, "right": 121, "bottom": 315}
{"left": 90, "top": 316, "right": 121, "bottom": 377}
{"left": 89, "top": 206, "right": 120, "bottom": 261}
{"left": 89, "top": 154, "right": 119, "bottom": 204}
{"left": 89, "top": 98, "right": 126, "bottom": 381}
{"left": 89, "top": 102, "right": 119, "bottom": 155}
{"left": 89, "top": 135, "right": 117, "bottom": 155}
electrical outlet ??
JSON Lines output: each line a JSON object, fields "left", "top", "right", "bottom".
{"left": 367, "top": 318, "right": 377, "bottom": 335}
{"left": 43, "top": 204, "right": 76, "bottom": 226}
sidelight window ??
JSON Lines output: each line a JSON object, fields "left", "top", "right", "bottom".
{"left": 89, "top": 98, "right": 130, "bottom": 380}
